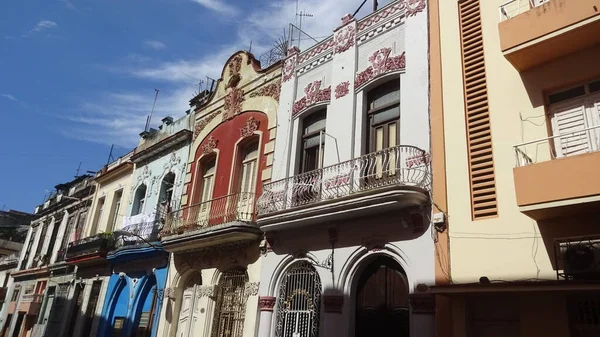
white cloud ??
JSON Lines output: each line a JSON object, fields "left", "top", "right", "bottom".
{"left": 191, "top": 0, "right": 239, "bottom": 16}
{"left": 143, "top": 40, "right": 167, "bottom": 50}
{"left": 1, "top": 94, "right": 17, "bottom": 102}
{"left": 32, "top": 20, "right": 58, "bottom": 32}
{"left": 60, "top": 0, "right": 79, "bottom": 11}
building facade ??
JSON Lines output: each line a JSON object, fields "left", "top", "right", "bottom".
{"left": 255, "top": 1, "right": 434, "bottom": 337}
{"left": 429, "top": 0, "right": 600, "bottom": 335}
{"left": 96, "top": 114, "right": 192, "bottom": 337}
{"left": 1, "top": 175, "right": 95, "bottom": 337}
{"left": 157, "top": 51, "right": 281, "bottom": 337}
{"left": 63, "top": 151, "right": 135, "bottom": 337}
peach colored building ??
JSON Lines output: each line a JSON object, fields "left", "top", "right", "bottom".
{"left": 426, "top": 0, "right": 600, "bottom": 336}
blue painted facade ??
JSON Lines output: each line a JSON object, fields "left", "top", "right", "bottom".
{"left": 97, "top": 244, "right": 169, "bottom": 337}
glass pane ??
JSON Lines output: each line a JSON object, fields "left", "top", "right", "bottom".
{"left": 303, "top": 147, "right": 319, "bottom": 173}
{"left": 369, "top": 80, "right": 400, "bottom": 110}
{"left": 304, "top": 134, "right": 323, "bottom": 148}
{"left": 372, "top": 105, "right": 400, "bottom": 125}
{"left": 243, "top": 143, "right": 259, "bottom": 161}
{"left": 375, "top": 127, "right": 384, "bottom": 152}
{"left": 304, "top": 117, "right": 326, "bottom": 135}
{"left": 204, "top": 160, "right": 216, "bottom": 176}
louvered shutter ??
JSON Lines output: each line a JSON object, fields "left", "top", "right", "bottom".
{"left": 551, "top": 99, "right": 589, "bottom": 157}
{"left": 459, "top": 0, "right": 498, "bottom": 219}
{"left": 588, "top": 94, "right": 600, "bottom": 152}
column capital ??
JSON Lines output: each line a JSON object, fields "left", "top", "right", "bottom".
{"left": 258, "top": 296, "right": 276, "bottom": 312}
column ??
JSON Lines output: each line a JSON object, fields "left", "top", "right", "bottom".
{"left": 409, "top": 294, "right": 436, "bottom": 337}
{"left": 322, "top": 295, "right": 344, "bottom": 337}
{"left": 257, "top": 296, "right": 276, "bottom": 337}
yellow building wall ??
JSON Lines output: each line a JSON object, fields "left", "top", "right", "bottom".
{"left": 438, "top": 0, "right": 600, "bottom": 283}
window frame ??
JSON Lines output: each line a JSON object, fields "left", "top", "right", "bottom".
{"left": 366, "top": 79, "right": 401, "bottom": 154}
{"left": 299, "top": 109, "right": 327, "bottom": 174}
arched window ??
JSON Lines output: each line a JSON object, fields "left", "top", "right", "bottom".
{"left": 366, "top": 79, "right": 400, "bottom": 154}
{"left": 275, "top": 261, "right": 322, "bottom": 337}
{"left": 355, "top": 256, "right": 409, "bottom": 337}
{"left": 132, "top": 184, "right": 147, "bottom": 216}
{"left": 158, "top": 172, "right": 176, "bottom": 215}
{"left": 198, "top": 158, "right": 216, "bottom": 207}
{"left": 300, "top": 109, "right": 327, "bottom": 174}
{"left": 238, "top": 142, "right": 259, "bottom": 196}
{"left": 212, "top": 268, "right": 249, "bottom": 337}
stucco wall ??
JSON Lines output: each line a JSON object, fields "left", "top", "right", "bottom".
{"left": 86, "top": 168, "right": 134, "bottom": 236}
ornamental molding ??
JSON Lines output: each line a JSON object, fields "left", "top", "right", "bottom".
{"left": 198, "top": 285, "right": 215, "bottom": 298}
{"left": 298, "top": 39, "right": 335, "bottom": 64}
{"left": 323, "top": 295, "right": 344, "bottom": 313}
{"left": 292, "top": 80, "right": 331, "bottom": 117}
{"left": 163, "top": 152, "right": 181, "bottom": 173}
{"left": 249, "top": 81, "right": 281, "bottom": 101}
{"left": 405, "top": 0, "right": 426, "bottom": 17}
{"left": 409, "top": 294, "right": 435, "bottom": 314}
{"left": 258, "top": 296, "right": 276, "bottom": 311}
{"left": 129, "top": 166, "right": 152, "bottom": 204}
{"left": 357, "top": 1, "right": 404, "bottom": 32}
{"left": 282, "top": 54, "right": 297, "bottom": 82}
{"left": 240, "top": 116, "right": 260, "bottom": 138}
{"left": 176, "top": 240, "right": 257, "bottom": 270}
{"left": 334, "top": 81, "right": 350, "bottom": 99}
{"left": 163, "top": 287, "right": 175, "bottom": 300}
{"left": 333, "top": 24, "right": 355, "bottom": 54}
{"left": 244, "top": 282, "right": 259, "bottom": 296}
{"left": 355, "top": 48, "right": 405, "bottom": 89}
{"left": 194, "top": 110, "right": 220, "bottom": 140}
{"left": 228, "top": 55, "right": 242, "bottom": 77}
{"left": 201, "top": 136, "right": 219, "bottom": 155}
{"left": 222, "top": 87, "right": 245, "bottom": 121}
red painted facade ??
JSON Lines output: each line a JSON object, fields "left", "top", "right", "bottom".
{"left": 187, "top": 111, "right": 269, "bottom": 206}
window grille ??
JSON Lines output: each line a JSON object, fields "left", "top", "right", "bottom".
{"left": 212, "top": 269, "right": 249, "bottom": 337}
{"left": 275, "top": 261, "right": 322, "bottom": 337}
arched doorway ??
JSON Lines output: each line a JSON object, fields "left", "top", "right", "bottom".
{"left": 176, "top": 272, "right": 202, "bottom": 337}
{"left": 355, "top": 256, "right": 409, "bottom": 337}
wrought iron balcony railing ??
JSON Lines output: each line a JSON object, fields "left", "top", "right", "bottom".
{"left": 257, "top": 145, "right": 431, "bottom": 216}
{"left": 162, "top": 192, "right": 256, "bottom": 236}
{"left": 65, "top": 233, "right": 115, "bottom": 261}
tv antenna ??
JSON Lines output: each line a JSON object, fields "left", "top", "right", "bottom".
{"left": 75, "top": 161, "right": 82, "bottom": 177}
{"left": 295, "top": 0, "right": 313, "bottom": 50}
{"left": 144, "top": 89, "right": 160, "bottom": 132}
{"left": 106, "top": 144, "right": 115, "bottom": 165}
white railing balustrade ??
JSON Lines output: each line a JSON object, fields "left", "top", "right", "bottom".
{"left": 257, "top": 145, "right": 431, "bottom": 216}
{"left": 499, "top": 0, "right": 550, "bottom": 21}
{"left": 514, "top": 125, "right": 600, "bottom": 167}
{"left": 163, "top": 192, "right": 256, "bottom": 236}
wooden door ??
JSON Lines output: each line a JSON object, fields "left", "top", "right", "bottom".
{"left": 355, "top": 257, "right": 409, "bottom": 337}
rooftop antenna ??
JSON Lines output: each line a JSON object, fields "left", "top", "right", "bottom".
{"left": 249, "top": 40, "right": 252, "bottom": 53}
{"left": 144, "top": 89, "right": 160, "bottom": 132}
{"left": 106, "top": 144, "right": 115, "bottom": 165}
{"left": 296, "top": 10, "right": 313, "bottom": 50}
{"left": 75, "top": 161, "right": 82, "bottom": 177}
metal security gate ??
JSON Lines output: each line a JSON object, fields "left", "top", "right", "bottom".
{"left": 275, "top": 261, "right": 322, "bottom": 337}
{"left": 212, "top": 269, "right": 248, "bottom": 337}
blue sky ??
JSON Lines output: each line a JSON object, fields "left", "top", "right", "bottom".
{"left": 0, "top": 0, "right": 390, "bottom": 213}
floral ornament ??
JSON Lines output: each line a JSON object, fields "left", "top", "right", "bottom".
{"left": 201, "top": 136, "right": 218, "bottom": 155}
{"left": 333, "top": 24, "right": 355, "bottom": 54}
{"left": 405, "top": 0, "right": 426, "bottom": 17}
{"left": 228, "top": 55, "right": 243, "bottom": 77}
{"left": 249, "top": 81, "right": 281, "bottom": 101}
{"left": 292, "top": 80, "right": 332, "bottom": 117}
{"left": 341, "top": 14, "right": 354, "bottom": 25}
{"left": 240, "top": 116, "right": 260, "bottom": 138}
{"left": 193, "top": 110, "right": 220, "bottom": 140}
{"left": 334, "top": 81, "right": 350, "bottom": 99}
{"left": 222, "top": 87, "right": 245, "bottom": 121}
{"left": 282, "top": 53, "right": 298, "bottom": 82}
{"left": 244, "top": 282, "right": 260, "bottom": 296}
{"left": 355, "top": 48, "right": 406, "bottom": 89}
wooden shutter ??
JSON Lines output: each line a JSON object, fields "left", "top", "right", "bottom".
{"left": 550, "top": 100, "right": 589, "bottom": 157}
{"left": 459, "top": 0, "right": 498, "bottom": 219}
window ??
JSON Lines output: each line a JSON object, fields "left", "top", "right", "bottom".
{"left": 33, "top": 222, "right": 49, "bottom": 265}
{"left": 158, "top": 173, "right": 176, "bottom": 217}
{"left": 199, "top": 159, "right": 216, "bottom": 208}
{"left": 90, "top": 197, "right": 105, "bottom": 235}
{"left": 567, "top": 294, "right": 600, "bottom": 336}
{"left": 11, "top": 287, "right": 20, "bottom": 302}
{"left": 239, "top": 142, "right": 259, "bottom": 195}
{"left": 132, "top": 184, "right": 147, "bottom": 216}
{"left": 24, "top": 285, "right": 34, "bottom": 295}
{"left": 74, "top": 210, "right": 88, "bottom": 241}
{"left": 275, "top": 261, "right": 322, "bottom": 337}
{"left": 109, "top": 190, "right": 123, "bottom": 232}
{"left": 366, "top": 79, "right": 400, "bottom": 153}
{"left": 82, "top": 281, "right": 102, "bottom": 336}
{"left": 300, "top": 110, "right": 326, "bottom": 174}
{"left": 548, "top": 80, "right": 600, "bottom": 158}
{"left": 212, "top": 268, "right": 249, "bottom": 337}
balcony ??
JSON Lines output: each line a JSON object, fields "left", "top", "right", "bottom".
{"left": 0, "top": 252, "right": 20, "bottom": 268}
{"left": 161, "top": 192, "right": 261, "bottom": 252}
{"left": 257, "top": 145, "right": 431, "bottom": 231}
{"left": 498, "top": 0, "right": 600, "bottom": 71}
{"left": 65, "top": 233, "right": 115, "bottom": 265}
{"left": 513, "top": 125, "right": 600, "bottom": 220}
{"left": 18, "top": 294, "right": 43, "bottom": 315}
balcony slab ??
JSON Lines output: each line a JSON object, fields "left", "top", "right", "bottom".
{"left": 161, "top": 221, "right": 262, "bottom": 252}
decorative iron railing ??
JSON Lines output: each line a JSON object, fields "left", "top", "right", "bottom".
{"left": 162, "top": 192, "right": 256, "bottom": 236}
{"left": 257, "top": 145, "right": 431, "bottom": 216}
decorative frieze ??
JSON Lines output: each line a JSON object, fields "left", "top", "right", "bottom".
{"left": 249, "top": 81, "right": 281, "bottom": 101}
{"left": 258, "top": 296, "right": 276, "bottom": 312}
{"left": 282, "top": 53, "right": 298, "bottom": 83}
{"left": 201, "top": 136, "right": 219, "bottom": 155}
{"left": 194, "top": 110, "right": 220, "bottom": 140}
{"left": 298, "top": 38, "right": 335, "bottom": 64}
{"left": 405, "top": 0, "right": 427, "bottom": 17}
{"left": 355, "top": 48, "right": 406, "bottom": 89}
{"left": 333, "top": 24, "right": 355, "bottom": 54}
{"left": 240, "top": 117, "right": 260, "bottom": 138}
{"left": 198, "top": 285, "right": 215, "bottom": 298}
{"left": 292, "top": 80, "right": 332, "bottom": 117}
{"left": 334, "top": 81, "right": 350, "bottom": 99}
{"left": 222, "top": 87, "right": 245, "bottom": 121}
{"left": 244, "top": 282, "right": 259, "bottom": 296}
